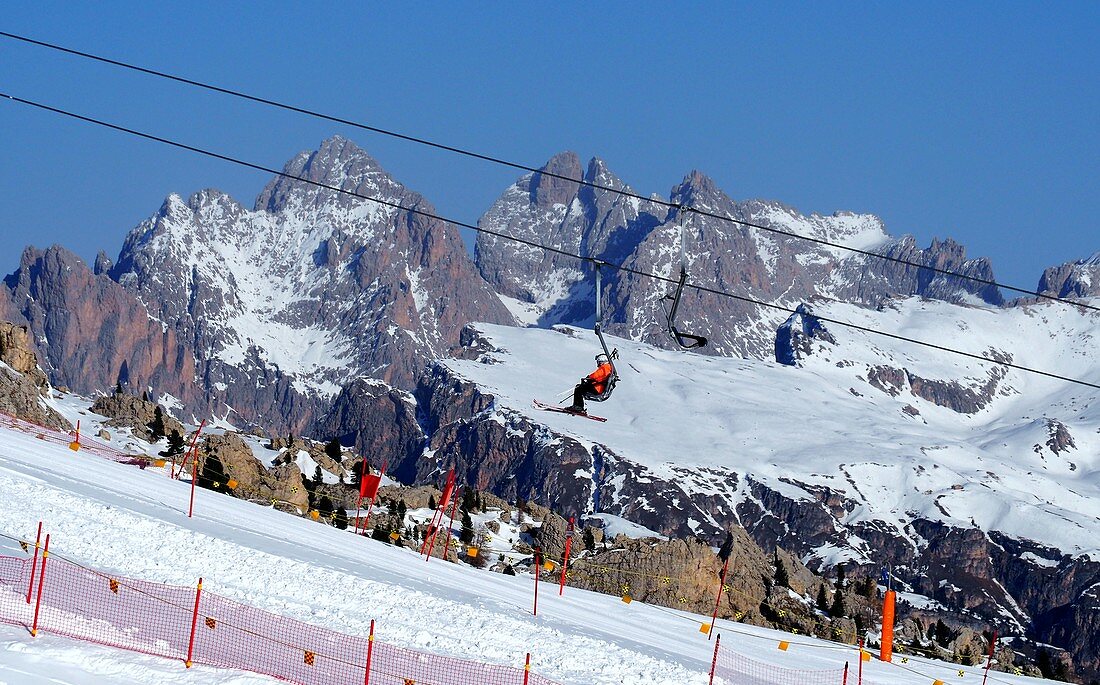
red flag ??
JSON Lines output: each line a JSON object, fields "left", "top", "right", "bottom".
{"left": 438, "top": 468, "right": 456, "bottom": 510}
{"left": 360, "top": 473, "right": 381, "bottom": 500}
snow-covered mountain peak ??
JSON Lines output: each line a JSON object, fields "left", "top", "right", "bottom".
{"left": 254, "top": 135, "right": 404, "bottom": 217}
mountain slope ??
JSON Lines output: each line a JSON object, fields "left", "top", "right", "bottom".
{"left": 423, "top": 294, "right": 1100, "bottom": 677}
{"left": 476, "top": 157, "right": 1004, "bottom": 357}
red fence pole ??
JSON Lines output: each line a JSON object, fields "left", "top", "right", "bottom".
{"left": 364, "top": 618, "right": 375, "bottom": 685}
{"left": 523, "top": 652, "right": 531, "bottom": 685}
{"left": 441, "top": 491, "right": 460, "bottom": 561}
{"left": 185, "top": 577, "right": 203, "bottom": 668}
{"left": 533, "top": 548, "right": 541, "bottom": 616}
{"left": 25, "top": 521, "right": 42, "bottom": 603}
{"left": 708, "top": 556, "right": 730, "bottom": 639}
{"left": 30, "top": 534, "right": 50, "bottom": 636}
{"left": 981, "top": 629, "right": 998, "bottom": 685}
{"left": 843, "top": 661, "right": 849, "bottom": 685}
{"left": 174, "top": 419, "right": 206, "bottom": 479}
{"left": 858, "top": 638, "right": 864, "bottom": 685}
{"left": 559, "top": 516, "right": 574, "bottom": 595}
{"left": 353, "top": 459, "right": 368, "bottom": 533}
{"left": 708, "top": 633, "right": 721, "bottom": 685}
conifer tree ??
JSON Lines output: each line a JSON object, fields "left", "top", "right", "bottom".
{"left": 773, "top": 550, "right": 790, "bottom": 589}
{"left": 142, "top": 390, "right": 149, "bottom": 402}
{"left": 159, "top": 429, "right": 185, "bottom": 457}
{"left": 318, "top": 495, "right": 334, "bottom": 518}
{"left": 325, "top": 438, "right": 342, "bottom": 460}
{"left": 428, "top": 494, "right": 437, "bottom": 511}
{"left": 312, "top": 465, "right": 324, "bottom": 486}
{"left": 149, "top": 406, "right": 166, "bottom": 441}
{"left": 829, "top": 589, "right": 846, "bottom": 618}
{"left": 835, "top": 562, "right": 846, "bottom": 590}
{"left": 333, "top": 508, "right": 349, "bottom": 530}
{"left": 460, "top": 510, "right": 475, "bottom": 544}
{"left": 198, "top": 454, "right": 228, "bottom": 493}
{"left": 816, "top": 584, "right": 829, "bottom": 612}
{"left": 583, "top": 528, "right": 595, "bottom": 551}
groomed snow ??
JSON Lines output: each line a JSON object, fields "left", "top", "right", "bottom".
{"left": 0, "top": 397, "right": 1053, "bottom": 685}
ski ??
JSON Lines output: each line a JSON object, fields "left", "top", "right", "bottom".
{"left": 532, "top": 400, "right": 608, "bottom": 422}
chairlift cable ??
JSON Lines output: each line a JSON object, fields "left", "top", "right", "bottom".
{"left": 1, "top": 30, "right": 1097, "bottom": 315}
{"left": 2, "top": 91, "right": 1098, "bottom": 391}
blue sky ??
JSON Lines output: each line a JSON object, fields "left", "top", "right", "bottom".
{"left": 2, "top": 2, "right": 1097, "bottom": 293}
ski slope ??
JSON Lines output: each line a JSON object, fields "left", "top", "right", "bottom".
{"left": 0, "top": 397, "right": 1053, "bottom": 684}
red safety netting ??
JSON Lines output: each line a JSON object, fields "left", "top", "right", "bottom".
{"left": 712, "top": 640, "right": 848, "bottom": 685}
{"left": 0, "top": 410, "right": 150, "bottom": 465}
{"left": 0, "top": 551, "right": 562, "bottom": 685}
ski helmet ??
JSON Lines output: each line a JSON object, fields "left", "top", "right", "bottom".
{"left": 595, "top": 353, "right": 609, "bottom": 364}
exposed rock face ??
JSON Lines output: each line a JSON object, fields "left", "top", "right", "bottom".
{"left": 314, "top": 378, "right": 425, "bottom": 483}
{"left": 775, "top": 303, "right": 835, "bottom": 365}
{"left": 0, "top": 321, "right": 69, "bottom": 430}
{"left": 90, "top": 391, "right": 184, "bottom": 442}
{"left": 3, "top": 138, "right": 514, "bottom": 437}
{"left": 1038, "top": 252, "right": 1100, "bottom": 299}
{"left": 476, "top": 152, "right": 661, "bottom": 326}
{"left": 410, "top": 363, "right": 594, "bottom": 518}
{"left": 1040, "top": 418, "right": 1077, "bottom": 455}
{"left": 197, "top": 432, "right": 309, "bottom": 511}
{"left": 476, "top": 158, "right": 1002, "bottom": 357}
{"left": 2, "top": 246, "right": 200, "bottom": 411}
{"left": 865, "top": 355, "right": 1009, "bottom": 414}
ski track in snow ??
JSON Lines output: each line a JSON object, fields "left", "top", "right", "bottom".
{"left": 0, "top": 398, "right": 1055, "bottom": 685}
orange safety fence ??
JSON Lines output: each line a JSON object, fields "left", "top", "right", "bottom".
{"left": 711, "top": 636, "right": 849, "bottom": 685}
{"left": 0, "top": 551, "right": 561, "bottom": 685}
{"left": 0, "top": 410, "right": 151, "bottom": 465}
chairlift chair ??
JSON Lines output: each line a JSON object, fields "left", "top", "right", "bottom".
{"left": 663, "top": 207, "right": 708, "bottom": 350}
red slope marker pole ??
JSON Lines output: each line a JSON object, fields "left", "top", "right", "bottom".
{"left": 185, "top": 577, "right": 203, "bottom": 668}
{"left": 559, "top": 516, "right": 574, "bottom": 595}
{"left": 981, "top": 629, "right": 998, "bottom": 685}
{"left": 30, "top": 534, "right": 49, "bottom": 636}
{"left": 708, "top": 633, "right": 721, "bottom": 685}
{"left": 708, "top": 556, "right": 730, "bottom": 640}
{"left": 843, "top": 661, "right": 849, "bottom": 685}
{"left": 523, "top": 652, "right": 531, "bottom": 685}
{"left": 25, "top": 521, "right": 42, "bottom": 603}
{"left": 364, "top": 619, "right": 375, "bottom": 685}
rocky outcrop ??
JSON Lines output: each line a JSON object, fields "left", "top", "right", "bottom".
{"left": 0, "top": 321, "right": 69, "bottom": 430}
{"left": 90, "top": 391, "right": 184, "bottom": 442}
{"left": 196, "top": 432, "right": 309, "bottom": 512}
{"left": 1037, "top": 252, "right": 1100, "bottom": 299}
{"left": 865, "top": 354, "right": 1009, "bottom": 414}
{"left": 313, "top": 377, "right": 425, "bottom": 483}
{"left": 775, "top": 303, "right": 835, "bottom": 365}
{"left": 2, "top": 246, "right": 204, "bottom": 417}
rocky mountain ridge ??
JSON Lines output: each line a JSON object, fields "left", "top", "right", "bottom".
{"left": 3, "top": 136, "right": 1099, "bottom": 679}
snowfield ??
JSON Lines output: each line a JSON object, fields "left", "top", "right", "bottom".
{"left": 0, "top": 391, "right": 1062, "bottom": 684}
{"left": 443, "top": 296, "right": 1100, "bottom": 563}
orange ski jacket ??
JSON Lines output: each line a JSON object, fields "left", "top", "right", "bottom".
{"left": 586, "top": 362, "right": 614, "bottom": 394}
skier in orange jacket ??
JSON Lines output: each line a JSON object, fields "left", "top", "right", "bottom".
{"left": 569, "top": 354, "right": 614, "bottom": 413}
